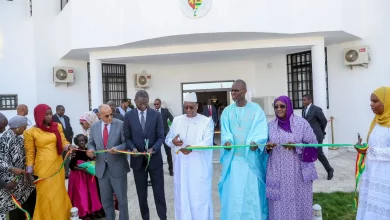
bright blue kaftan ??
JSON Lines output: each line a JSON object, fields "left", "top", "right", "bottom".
{"left": 218, "top": 102, "right": 268, "bottom": 220}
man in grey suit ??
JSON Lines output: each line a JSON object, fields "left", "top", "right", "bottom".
{"left": 86, "top": 104, "right": 130, "bottom": 220}
{"left": 302, "top": 94, "right": 334, "bottom": 180}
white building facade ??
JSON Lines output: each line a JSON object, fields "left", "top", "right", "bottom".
{"left": 0, "top": 0, "right": 389, "bottom": 148}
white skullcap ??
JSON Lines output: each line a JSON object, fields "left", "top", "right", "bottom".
{"left": 183, "top": 92, "right": 197, "bottom": 103}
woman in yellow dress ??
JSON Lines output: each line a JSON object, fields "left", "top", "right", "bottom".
{"left": 24, "top": 104, "right": 74, "bottom": 220}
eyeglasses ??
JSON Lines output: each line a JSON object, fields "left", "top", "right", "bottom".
{"left": 102, "top": 113, "right": 114, "bottom": 119}
{"left": 274, "top": 105, "right": 286, "bottom": 109}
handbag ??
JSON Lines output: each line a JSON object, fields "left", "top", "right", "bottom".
{"left": 77, "top": 161, "right": 96, "bottom": 176}
{"left": 302, "top": 147, "right": 318, "bottom": 162}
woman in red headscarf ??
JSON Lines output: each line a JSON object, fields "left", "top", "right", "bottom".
{"left": 24, "top": 104, "right": 74, "bottom": 220}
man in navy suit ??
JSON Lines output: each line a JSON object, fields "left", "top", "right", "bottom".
{"left": 302, "top": 94, "right": 334, "bottom": 180}
{"left": 124, "top": 90, "right": 167, "bottom": 220}
{"left": 203, "top": 98, "right": 217, "bottom": 145}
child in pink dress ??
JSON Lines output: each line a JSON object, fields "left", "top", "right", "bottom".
{"left": 68, "top": 134, "right": 102, "bottom": 220}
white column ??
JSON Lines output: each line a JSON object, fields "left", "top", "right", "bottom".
{"left": 90, "top": 59, "right": 103, "bottom": 109}
{"left": 311, "top": 40, "right": 327, "bottom": 111}
{"left": 311, "top": 39, "right": 329, "bottom": 155}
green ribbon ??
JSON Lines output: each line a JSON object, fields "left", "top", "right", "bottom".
{"left": 185, "top": 145, "right": 256, "bottom": 150}
{"left": 184, "top": 143, "right": 364, "bottom": 150}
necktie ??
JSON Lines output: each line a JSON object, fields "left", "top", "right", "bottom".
{"left": 209, "top": 106, "right": 212, "bottom": 116}
{"left": 157, "top": 109, "right": 160, "bottom": 113}
{"left": 141, "top": 111, "right": 146, "bottom": 132}
{"left": 103, "top": 124, "right": 109, "bottom": 149}
{"left": 303, "top": 108, "right": 307, "bottom": 118}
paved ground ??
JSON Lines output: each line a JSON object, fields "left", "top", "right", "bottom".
{"left": 66, "top": 149, "right": 357, "bottom": 219}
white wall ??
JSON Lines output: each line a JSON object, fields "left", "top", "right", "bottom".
{"left": 125, "top": 54, "right": 286, "bottom": 119}
{"left": 57, "top": 0, "right": 361, "bottom": 57}
{"left": 0, "top": 0, "right": 36, "bottom": 122}
{"left": 325, "top": 0, "right": 390, "bottom": 145}
{"left": 2, "top": 0, "right": 390, "bottom": 148}
{"left": 0, "top": 0, "right": 90, "bottom": 136}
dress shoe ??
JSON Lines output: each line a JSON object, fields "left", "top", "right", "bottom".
{"left": 327, "top": 169, "right": 334, "bottom": 180}
{"left": 169, "top": 170, "right": 174, "bottom": 176}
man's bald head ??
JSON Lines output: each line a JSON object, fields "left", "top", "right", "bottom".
{"left": 16, "top": 104, "right": 28, "bottom": 116}
{"left": 98, "top": 104, "right": 113, "bottom": 124}
{"left": 0, "top": 113, "right": 8, "bottom": 133}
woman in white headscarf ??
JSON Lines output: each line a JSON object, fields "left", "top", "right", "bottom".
{"left": 79, "top": 111, "right": 99, "bottom": 139}
{"left": 0, "top": 116, "right": 36, "bottom": 219}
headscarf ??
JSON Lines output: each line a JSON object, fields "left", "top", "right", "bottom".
{"left": 80, "top": 111, "right": 99, "bottom": 137}
{"left": 80, "top": 111, "right": 99, "bottom": 125}
{"left": 274, "top": 96, "right": 294, "bottom": 133}
{"left": 367, "top": 86, "right": 390, "bottom": 141}
{"left": 8, "top": 116, "right": 28, "bottom": 129}
{"left": 34, "top": 104, "right": 63, "bottom": 155}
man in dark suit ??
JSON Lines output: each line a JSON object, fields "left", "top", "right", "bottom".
{"left": 124, "top": 90, "right": 167, "bottom": 220}
{"left": 52, "top": 105, "right": 74, "bottom": 178}
{"left": 87, "top": 104, "right": 129, "bottom": 220}
{"left": 302, "top": 94, "right": 334, "bottom": 180}
{"left": 154, "top": 98, "right": 174, "bottom": 176}
{"left": 107, "top": 100, "right": 124, "bottom": 121}
{"left": 203, "top": 98, "right": 217, "bottom": 145}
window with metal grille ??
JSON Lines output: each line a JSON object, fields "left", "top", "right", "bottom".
{"left": 87, "top": 63, "right": 127, "bottom": 110}
{"left": 0, "top": 95, "right": 18, "bottom": 110}
{"left": 286, "top": 50, "right": 329, "bottom": 109}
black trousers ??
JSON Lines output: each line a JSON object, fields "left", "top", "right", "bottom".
{"left": 317, "top": 141, "right": 333, "bottom": 172}
{"left": 133, "top": 165, "right": 167, "bottom": 220}
{"left": 8, "top": 189, "right": 36, "bottom": 220}
{"left": 163, "top": 142, "right": 173, "bottom": 172}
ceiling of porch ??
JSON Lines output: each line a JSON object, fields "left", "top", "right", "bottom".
{"left": 101, "top": 46, "right": 310, "bottom": 64}
{"left": 61, "top": 31, "right": 359, "bottom": 61}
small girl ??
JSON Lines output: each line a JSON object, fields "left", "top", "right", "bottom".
{"left": 68, "top": 134, "right": 103, "bottom": 220}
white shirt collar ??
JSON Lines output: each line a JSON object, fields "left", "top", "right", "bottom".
{"left": 137, "top": 108, "right": 147, "bottom": 114}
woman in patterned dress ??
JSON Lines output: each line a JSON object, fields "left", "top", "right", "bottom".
{"left": 356, "top": 86, "right": 390, "bottom": 220}
{"left": 0, "top": 116, "right": 36, "bottom": 219}
{"left": 265, "top": 96, "right": 318, "bottom": 220}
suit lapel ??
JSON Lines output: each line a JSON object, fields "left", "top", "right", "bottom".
{"left": 96, "top": 121, "right": 104, "bottom": 147}
{"left": 133, "top": 109, "right": 143, "bottom": 132}
{"left": 144, "top": 108, "right": 153, "bottom": 134}
{"left": 56, "top": 115, "right": 65, "bottom": 128}
{"left": 107, "top": 120, "right": 116, "bottom": 147}
{"left": 306, "top": 105, "right": 314, "bottom": 118}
